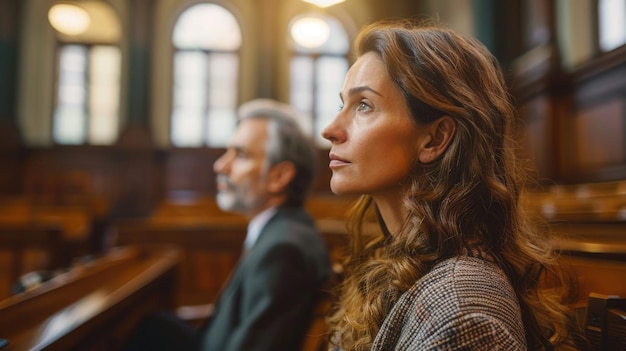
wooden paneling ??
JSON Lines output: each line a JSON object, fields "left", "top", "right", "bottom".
{"left": 163, "top": 149, "right": 223, "bottom": 197}
{"left": 519, "top": 95, "right": 555, "bottom": 180}
{"left": 573, "top": 99, "right": 625, "bottom": 169}
{"left": 511, "top": 0, "right": 626, "bottom": 184}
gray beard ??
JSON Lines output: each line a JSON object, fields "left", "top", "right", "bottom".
{"left": 216, "top": 191, "right": 262, "bottom": 215}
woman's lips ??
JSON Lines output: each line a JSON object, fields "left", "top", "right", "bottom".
{"left": 329, "top": 153, "right": 350, "bottom": 168}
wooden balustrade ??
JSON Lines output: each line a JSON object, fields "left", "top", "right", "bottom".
{"left": 0, "top": 225, "right": 70, "bottom": 300}
{"left": 0, "top": 246, "right": 179, "bottom": 351}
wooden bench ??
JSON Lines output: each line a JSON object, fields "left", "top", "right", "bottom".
{"left": 111, "top": 218, "right": 247, "bottom": 307}
{"left": 0, "top": 225, "right": 71, "bottom": 300}
{"left": 0, "top": 246, "right": 179, "bottom": 350}
{"left": 110, "top": 197, "right": 353, "bottom": 351}
{"left": 0, "top": 196, "right": 96, "bottom": 260}
{"left": 549, "top": 220, "right": 626, "bottom": 303}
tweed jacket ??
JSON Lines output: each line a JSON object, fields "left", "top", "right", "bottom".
{"left": 370, "top": 251, "right": 527, "bottom": 350}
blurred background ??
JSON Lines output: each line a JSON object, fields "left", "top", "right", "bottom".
{"left": 1, "top": 0, "right": 626, "bottom": 308}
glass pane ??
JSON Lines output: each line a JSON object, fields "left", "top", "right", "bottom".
{"left": 172, "top": 51, "right": 208, "bottom": 147}
{"left": 206, "top": 108, "right": 237, "bottom": 147}
{"left": 173, "top": 3, "right": 241, "bottom": 50}
{"left": 315, "top": 56, "right": 348, "bottom": 147}
{"left": 289, "top": 56, "right": 314, "bottom": 121}
{"left": 599, "top": 0, "right": 626, "bottom": 51}
{"left": 89, "top": 45, "right": 121, "bottom": 145}
{"left": 53, "top": 105, "right": 87, "bottom": 145}
{"left": 54, "top": 45, "right": 88, "bottom": 144}
{"left": 173, "top": 51, "right": 208, "bottom": 109}
{"left": 171, "top": 108, "right": 204, "bottom": 147}
{"left": 208, "top": 53, "right": 238, "bottom": 108}
{"left": 206, "top": 53, "right": 238, "bottom": 147}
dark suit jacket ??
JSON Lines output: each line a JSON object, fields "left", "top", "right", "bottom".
{"left": 199, "top": 205, "right": 331, "bottom": 351}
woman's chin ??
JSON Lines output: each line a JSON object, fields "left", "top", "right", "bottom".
{"left": 330, "top": 181, "right": 358, "bottom": 196}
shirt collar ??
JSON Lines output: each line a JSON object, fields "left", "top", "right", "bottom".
{"left": 244, "top": 207, "right": 278, "bottom": 250}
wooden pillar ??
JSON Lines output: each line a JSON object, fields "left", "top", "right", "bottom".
{"left": 510, "top": 0, "right": 564, "bottom": 184}
{"left": 0, "top": 0, "right": 24, "bottom": 196}
{"left": 126, "top": 0, "right": 153, "bottom": 126}
{"left": 112, "top": 0, "right": 161, "bottom": 218}
{"left": 0, "top": 0, "right": 20, "bottom": 133}
{"left": 257, "top": 0, "right": 279, "bottom": 98}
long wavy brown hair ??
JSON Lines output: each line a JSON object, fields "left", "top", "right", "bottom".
{"left": 327, "top": 19, "right": 579, "bottom": 351}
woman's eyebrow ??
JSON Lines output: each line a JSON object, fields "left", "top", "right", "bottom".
{"left": 340, "top": 86, "right": 383, "bottom": 101}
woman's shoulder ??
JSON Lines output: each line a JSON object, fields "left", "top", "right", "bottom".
{"left": 393, "top": 252, "right": 524, "bottom": 334}
{"left": 415, "top": 253, "right": 519, "bottom": 309}
{"left": 371, "top": 253, "right": 527, "bottom": 350}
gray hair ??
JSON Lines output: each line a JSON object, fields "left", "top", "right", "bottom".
{"left": 238, "top": 99, "right": 318, "bottom": 206}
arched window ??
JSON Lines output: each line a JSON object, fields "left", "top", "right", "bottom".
{"left": 49, "top": 2, "right": 122, "bottom": 145}
{"left": 289, "top": 14, "right": 349, "bottom": 147}
{"left": 171, "top": 3, "right": 241, "bottom": 147}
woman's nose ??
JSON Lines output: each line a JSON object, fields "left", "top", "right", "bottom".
{"left": 321, "top": 113, "right": 346, "bottom": 144}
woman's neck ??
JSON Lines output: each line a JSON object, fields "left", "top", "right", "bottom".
{"left": 372, "top": 194, "right": 407, "bottom": 236}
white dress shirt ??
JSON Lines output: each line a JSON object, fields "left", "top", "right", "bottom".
{"left": 243, "top": 207, "right": 278, "bottom": 251}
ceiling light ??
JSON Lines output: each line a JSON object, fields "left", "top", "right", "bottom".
{"left": 48, "top": 4, "right": 91, "bottom": 36}
{"left": 302, "top": 0, "right": 345, "bottom": 8}
{"left": 290, "top": 16, "right": 331, "bottom": 49}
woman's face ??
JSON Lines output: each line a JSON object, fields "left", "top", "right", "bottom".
{"left": 322, "top": 52, "right": 432, "bottom": 199}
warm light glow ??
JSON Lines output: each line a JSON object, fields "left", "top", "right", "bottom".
{"left": 302, "top": 0, "right": 345, "bottom": 8}
{"left": 290, "top": 17, "right": 331, "bottom": 49}
{"left": 48, "top": 4, "right": 91, "bottom": 35}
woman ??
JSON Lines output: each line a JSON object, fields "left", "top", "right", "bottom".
{"left": 322, "top": 20, "right": 578, "bottom": 350}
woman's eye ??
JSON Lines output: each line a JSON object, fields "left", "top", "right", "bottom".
{"left": 338, "top": 103, "right": 344, "bottom": 111}
{"left": 357, "top": 102, "right": 372, "bottom": 112}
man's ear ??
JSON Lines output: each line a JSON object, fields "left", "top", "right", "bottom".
{"left": 418, "top": 116, "right": 456, "bottom": 163}
{"left": 267, "top": 161, "right": 296, "bottom": 193}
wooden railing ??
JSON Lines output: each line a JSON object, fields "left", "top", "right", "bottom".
{"left": 0, "top": 225, "right": 70, "bottom": 300}
{"left": 0, "top": 246, "right": 179, "bottom": 351}
{"left": 521, "top": 182, "right": 626, "bottom": 305}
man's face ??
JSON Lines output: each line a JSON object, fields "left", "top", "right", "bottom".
{"left": 213, "top": 118, "right": 271, "bottom": 217}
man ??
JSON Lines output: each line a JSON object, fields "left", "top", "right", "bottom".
{"left": 125, "top": 99, "right": 331, "bottom": 351}
{"left": 201, "top": 99, "right": 331, "bottom": 350}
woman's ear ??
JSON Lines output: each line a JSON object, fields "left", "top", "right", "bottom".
{"left": 267, "top": 161, "right": 296, "bottom": 193}
{"left": 418, "top": 116, "right": 456, "bottom": 163}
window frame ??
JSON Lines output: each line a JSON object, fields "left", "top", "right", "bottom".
{"left": 169, "top": 2, "right": 242, "bottom": 148}
{"left": 51, "top": 41, "right": 122, "bottom": 145}
{"left": 288, "top": 13, "right": 350, "bottom": 148}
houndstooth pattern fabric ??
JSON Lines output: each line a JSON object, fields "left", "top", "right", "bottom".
{"left": 370, "top": 252, "right": 527, "bottom": 350}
